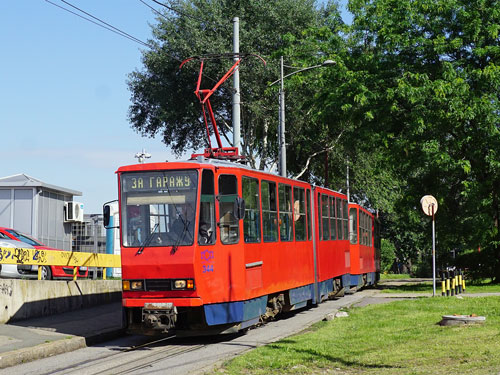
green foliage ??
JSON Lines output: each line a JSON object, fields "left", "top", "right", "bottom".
{"left": 380, "top": 238, "right": 395, "bottom": 272}
{"left": 329, "top": 0, "right": 500, "bottom": 279}
{"left": 456, "top": 248, "right": 495, "bottom": 281}
{"left": 128, "top": 0, "right": 500, "bottom": 281}
{"left": 128, "top": 0, "right": 331, "bottom": 169}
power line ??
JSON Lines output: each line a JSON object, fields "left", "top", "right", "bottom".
{"left": 45, "top": 0, "right": 151, "bottom": 48}
{"left": 149, "top": 0, "right": 230, "bottom": 31}
{"left": 45, "top": 0, "right": 225, "bottom": 83}
{"left": 138, "top": 0, "right": 164, "bottom": 18}
{"left": 59, "top": 0, "right": 152, "bottom": 47}
{"left": 149, "top": 0, "right": 206, "bottom": 23}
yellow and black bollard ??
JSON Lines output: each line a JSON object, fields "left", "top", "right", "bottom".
{"left": 451, "top": 270, "right": 455, "bottom": 296}
{"left": 458, "top": 269, "right": 463, "bottom": 294}
{"left": 462, "top": 271, "right": 465, "bottom": 292}
{"left": 446, "top": 270, "right": 451, "bottom": 296}
{"left": 441, "top": 271, "right": 446, "bottom": 296}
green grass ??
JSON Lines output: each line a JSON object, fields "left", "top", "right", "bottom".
{"left": 380, "top": 273, "right": 411, "bottom": 280}
{"left": 377, "top": 281, "right": 433, "bottom": 293}
{"left": 377, "top": 279, "right": 500, "bottom": 294}
{"left": 213, "top": 296, "right": 500, "bottom": 375}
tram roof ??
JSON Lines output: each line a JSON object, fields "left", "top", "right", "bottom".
{"left": 116, "top": 156, "right": 344, "bottom": 196}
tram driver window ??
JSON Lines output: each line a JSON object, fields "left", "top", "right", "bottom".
{"left": 218, "top": 174, "right": 239, "bottom": 244}
{"left": 199, "top": 170, "right": 216, "bottom": 245}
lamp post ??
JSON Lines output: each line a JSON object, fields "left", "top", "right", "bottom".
{"left": 270, "top": 57, "right": 335, "bottom": 177}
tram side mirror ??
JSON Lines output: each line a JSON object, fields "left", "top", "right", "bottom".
{"left": 103, "top": 200, "right": 119, "bottom": 229}
{"left": 233, "top": 197, "right": 246, "bottom": 220}
{"left": 103, "top": 205, "right": 111, "bottom": 228}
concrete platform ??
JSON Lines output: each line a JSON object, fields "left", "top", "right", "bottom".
{"left": 0, "top": 302, "right": 123, "bottom": 369}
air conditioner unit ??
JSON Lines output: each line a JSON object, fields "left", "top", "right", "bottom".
{"left": 64, "top": 201, "right": 84, "bottom": 222}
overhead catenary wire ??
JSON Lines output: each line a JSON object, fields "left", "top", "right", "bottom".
{"left": 138, "top": 0, "right": 164, "bottom": 18}
{"left": 59, "top": 0, "right": 153, "bottom": 47}
{"left": 45, "top": 0, "right": 241, "bottom": 85}
{"left": 45, "top": 0, "right": 152, "bottom": 48}
{"left": 148, "top": 0, "right": 230, "bottom": 31}
{"left": 45, "top": 0, "right": 187, "bottom": 67}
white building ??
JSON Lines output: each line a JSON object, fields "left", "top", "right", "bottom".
{"left": 0, "top": 174, "right": 82, "bottom": 251}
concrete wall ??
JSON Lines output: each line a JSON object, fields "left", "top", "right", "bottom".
{"left": 0, "top": 279, "right": 122, "bottom": 323}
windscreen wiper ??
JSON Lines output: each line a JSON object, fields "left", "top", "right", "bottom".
{"left": 136, "top": 223, "right": 159, "bottom": 255}
{"left": 171, "top": 220, "right": 190, "bottom": 255}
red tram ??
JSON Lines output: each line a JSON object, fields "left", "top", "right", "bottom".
{"left": 105, "top": 54, "right": 379, "bottom": 335}
{"left": 106, "top": 158, "right": 380, "bottom": 335}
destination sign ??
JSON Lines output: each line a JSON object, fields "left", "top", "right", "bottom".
{"left": 122, "top": 171, "right": 198, "bottom": 192}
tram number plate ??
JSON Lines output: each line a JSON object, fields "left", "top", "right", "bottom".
{"left": 144, "top": 302, "right": 174, "bottom": 310}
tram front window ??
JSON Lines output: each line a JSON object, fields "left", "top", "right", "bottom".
{"left": 121, "top": 171, "right": 198, "bottom": 247}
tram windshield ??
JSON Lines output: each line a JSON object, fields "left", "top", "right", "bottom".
{"left": 120, "top": 170, "right": 198, "bottom": 247}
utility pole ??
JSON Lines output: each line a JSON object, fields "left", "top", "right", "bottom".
{"left": 279, "top": 56, "right": 286, "bottom": 176}
{"left": 270, "top": 58, "right": 335, "bottom": 177}
{"left": 232, "top": 17, "right": 241, "bottom": 154}
{"left": 346, "top": 156, "right": 350, "bottom": 202}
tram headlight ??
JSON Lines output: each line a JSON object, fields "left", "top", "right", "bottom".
{"left": 174, "top": 280, "right": 186, "bottom": 289}
{"left": 173, "top": 279, "right": 195, "bottom": 290}
{"left": 131, "top": 280, "right": 144, "bottom": 290}
{"left": 123, "top": 280, "right": 144, "bottom": 291}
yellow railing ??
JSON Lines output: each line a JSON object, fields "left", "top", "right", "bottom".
{"left": 0, "top": 247, "right": 121, "bottom": 280}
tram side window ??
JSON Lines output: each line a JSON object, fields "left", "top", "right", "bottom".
{"left": 199, "top": 170, "right": 216, "bottom": 245}
{"left": 349, "top": 207, "right": 358, "bottom": 245}
{"left": 321, "top": 194, "right": 330, "bottom": 240}
{"left": 279, "top": 184, "right": 292, "bottom": 241}
{"left": 330, "top": 196, "right": 337, "bottom": 240}
{"left": 363, "top": 213, "right": 368, "bottom": 245}
{"left": 343, "top": 200, "right": 349, "bottom": 240}
{"left": 243, "top": 177, "right": 260, "bottom": 243}
{"left": 360, "top": 212, "right": 365, "bottom": 245}
{"left": 317, "top": 193, "right": 322, "bottom": 240}
{"left": 369, "top": 215, "right": 373, "bottom": 246}
{"left": 293, "top": 187, "right": 306, "bottom": 241}
{"left": 365, "top": 213, "right": 371, "bottom": 246}
{"left": 366, "top": 214, "right": 370, "bottom": 245}
{"left": 218, "top": 174, "right": 239, "bottom": 244}
{"left": 262, "top": 180, "right": 278, "bottom": 242}
{"left": 336, "top": 197, "right": 342, "bottom": 239}
{"left": 306, "top": 190, "right": 312, "bottom": 240}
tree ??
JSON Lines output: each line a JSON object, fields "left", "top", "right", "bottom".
{"left": 344, "top": 0, "right": 500, "bottom": 279}
{"left": 127, "top": 0, "right": 331, "bottom": 169}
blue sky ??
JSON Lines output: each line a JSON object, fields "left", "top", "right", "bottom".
{"left": 1, "top": 0, "right": 350, "bottom": 214}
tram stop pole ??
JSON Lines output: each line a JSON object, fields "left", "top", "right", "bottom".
{"left": 421, "top": 195, "right": 438, "bottom": 297}
{"left": 431, "top": 203, "right": 436, "bottom": 297}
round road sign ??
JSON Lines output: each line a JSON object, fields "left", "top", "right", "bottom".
{"left": 420, "top": 195, "right": 438, "bottom": 216}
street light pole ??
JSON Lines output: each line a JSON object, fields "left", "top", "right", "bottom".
{"left": 271, "top": 57, "right": 335, "bottom": 177}
{"left": 279, "top": 56, "right": 286, "bottom": 177}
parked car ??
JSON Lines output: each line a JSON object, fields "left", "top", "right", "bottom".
{"left": 0, "top": 235, "right": 39, "bottom": 279}
{"left": 0, "top": 227, "right": 88, "bottom": 280}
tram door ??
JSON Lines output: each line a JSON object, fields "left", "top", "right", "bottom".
{"left": 198, "top": 170, "right": 216, "bottom": 245}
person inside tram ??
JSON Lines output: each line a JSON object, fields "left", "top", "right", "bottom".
{"left": 198, "top": 215, "right": 213, "bottom": 244}
{"left": 127, "top": 205, "right": 144, "bottom": 245}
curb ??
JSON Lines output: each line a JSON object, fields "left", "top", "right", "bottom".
{"left": 0, "top": 327, "right": 125, "bottom": 370}
{"left": 0, "top": 336, "right": 86, "bottom": 369}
